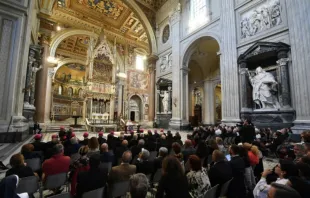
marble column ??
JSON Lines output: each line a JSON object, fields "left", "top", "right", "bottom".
{"left": 181, "top": 68, "right": 189, "bottom": 124}
{"left": 220, "top": 0, "right": 240, "bottom": 124}
{"left": 35, "top": 35, "right": 52, "bottom": 123}
{"left": 203, "top": 80, "right": 215, "bottom": 125}
{"left": 238, "top": 58, "right": 251, "bottom": 111}
{"left": 276, "top": 49, "right": 291, "bottom": 109}
{"left": 169, "top": 9, "right": 183, "bottom": 129}
{"left": 286, "top": 0, "right": 310, "bottom": 132}
{"left": 109, "top": 64, "right": 116, "bottom": 120}
{"left": 147, "top": 55, "right": 158, "bottom": 122}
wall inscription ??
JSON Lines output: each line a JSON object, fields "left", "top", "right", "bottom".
{"left": 240, "top": 0, "right": 282, "bottom": 39}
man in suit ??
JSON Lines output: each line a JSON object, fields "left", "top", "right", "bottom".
{"left": 131, "top": 139, "right": 145, "bottom": 160}
{"left": 108, "top": 151, "right": 136, "bottom": 185}
{"left": 208, "top": 150, "right": 233, "bottom": 197}
{"left": 76, "top": 154, "right": 108, "bottom": 198}
{"left": 115, "top": 140, "right": 129, "bottom": 164}
{"left": 100, "top": 143, "right": 114, "bottom": 163}
{"left": 98, "top": 132, "right": 106, "bottom": 145}
{"left": 135, "top": 149, "right": 154, "bottom": 175}
{"left": 228, "top": 145, "right": 246, "bottom": 198}
{"left": 154, "top": 147, "right": 168, "bottom": 171}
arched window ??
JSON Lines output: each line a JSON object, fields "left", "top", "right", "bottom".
{"left": 58, "top": 85, "right": 62, "bottom": 95}
{"left": 68, "top": 87, "right": 73, "bottom": 97}
{"left": 135, "top": 54, "right": 145, "bottom": 71}
{"left": 189, "top": 0, "right": 209, "bottom": 31}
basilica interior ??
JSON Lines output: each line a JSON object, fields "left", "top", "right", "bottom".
{"left": 1, "top": 0, "right": 310, "bottom": 197}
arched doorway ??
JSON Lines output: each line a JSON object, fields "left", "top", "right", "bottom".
{"left": 186, "top": 37, "right": 221, "bottom": 125}
{"left": 129, "top": 95, "right": 142, "bottom": 122}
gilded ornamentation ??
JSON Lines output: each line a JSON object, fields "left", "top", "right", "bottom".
{"left": 78, "top": 0, "right": 124, "bottom": 20}
{"left": 92, "top": 61, "right": 112, "bottom": 83}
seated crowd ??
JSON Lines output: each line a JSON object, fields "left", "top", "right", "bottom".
{"left": 1, "top": 121, "right": 310, "bottom": 198}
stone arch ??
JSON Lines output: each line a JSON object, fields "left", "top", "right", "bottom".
{"left": 49, "top": 29, "right": 99, "bottom": 58}
{"left": 123, "top": 0, "right": 157, "bottom": 55}
{"left": 181, "top": 32, "right": 222, "bottom": 67}
{"left": 128, "top": 94, "right": 144, "bottom": 122}
{"left": 53, "top": 58, "right": 87, "bottom": 79}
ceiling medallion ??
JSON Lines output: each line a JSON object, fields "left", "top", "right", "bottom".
{"left": 77, "top": 0, "right": 124, "bottom": 20}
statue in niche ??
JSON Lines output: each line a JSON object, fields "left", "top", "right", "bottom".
{"left": 160, "top": 91, "right": 169, "bottom": 113}
{"left": 247, "top": 66, "right": 280, "bottom": 109}
{"left": 160, "top": 56, "right": 168, "bottom": 72}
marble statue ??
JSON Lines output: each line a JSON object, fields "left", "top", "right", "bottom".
{"left": 160, "top": 91, "right": 169, "bottom": 113}
{"left": 160, "top": 56, "right": 168, "bottom": 72}
{"left": 248, "top": 67, "right": 280, "bottom": 109}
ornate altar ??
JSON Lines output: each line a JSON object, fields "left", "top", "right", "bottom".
{"left": 238, "top": 42, "right": 295, "bottom": 129}
{"left": 156, "top": 78, "right": 172, "bottom": 128}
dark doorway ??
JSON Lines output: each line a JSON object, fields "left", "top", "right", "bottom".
{"left": 130, "top": 111, "right": 135, "bottom": 121}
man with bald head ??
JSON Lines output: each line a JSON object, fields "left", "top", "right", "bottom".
{"left": 115, "top": 140, "right": 129, "bottom": 165}
{"left": 108, "top": 151, "right": 136, "bottom": 186}
{"left": 100, "top": 143, "right": 114, "bottom": 163}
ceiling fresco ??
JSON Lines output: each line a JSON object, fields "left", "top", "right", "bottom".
{"left": 57, "top": 35, "right": 89, "bottom": 56}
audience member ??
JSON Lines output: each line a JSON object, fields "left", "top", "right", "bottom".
{"left": 287, "top": 176, "right": 310, "bottom": 198}
{"left": 186, "top": 155, "right": 211, "bottom": 198}
{"left": 254, "top": 159, "right": 299, "bottom": 198}
{"left": 243, "top": 143, "right": 260, "bottom": 166}
{"left": 76, "top": 154, "right": 108, "bottom": 198}
{"left": 228, "top": 145, "right": 246, "bottom": 198}
{"left": 45, "top": 134, "right": 59, "bottom": 159}
{"left": 115, "top": 140, "right": 129, "bottom": 163}
{"left": 174, "top": 132, "right": 183, "bottom": 146}
{"left": 129, "top": 173, "right": 149, "bottom": 198}
{"left": 129, "top": 134, "right": 139, "bottom": 148}
{"left": 100, "top": 143, "right": 114, "bottom": 163}
{"left": 98, "top": 132, "right": 106, "bottom": 145}
{"left": 239, "top": 145, "right": 256, "bottom": 195}
{"left": 216, "top": 137, "right": 227, "bottom": 154}
{"left": 156, "top": 156, "right": 191, "bottom": 198}
{"left": 172, "top": 142, "right": 183, "bottom": 162}
{"left": 209, "top": 150, "right": 233, "bottom": 197}
{"left": 267, "top": 183, "right": 301, "bottom": 198}
{"left": 21, "top": 144, "right": 41, "bottom": 160}
{"left": 293, "top": 143, "right": 307, "bottom": 163}
{"left": 5, "top": 153, "right": 35, "bottom": 178}
{"left": 135, "top": 149, "right": 154, "bottom": 175}
{"left": 0, "top": 175, "right": 29, "bottom": 198}
{"left": 69, "top": 146, "right": 90, "bottom": 196}
{"left": 195, "top": 142, "right": 208, "bottom": 167}
{"left": 154, "top": 147, "right": 168, "bottom": 171}
{"left": 64, "top": 136, "right": 81, "bottom": 156}
{"left": 58, "top": 126, "right": 66, "bottom": 140}
{"left": 42, "top": 144, "right": 70, "bottom": 181}
{"left": 182, "top": 140, "right": 196, "bottom": 163}
{"left": 80, "top": 132, "right": 89, "bottom": 146}
{"left": 87, "top": 137, "right": 99, "bottom": 157}
{"left": 131, "top": 139, "right": 145, "bottom": 159}
{"left": 240, "top": 120, "right": 255, "bottom": 143}
{"left": 32, "top": 134, "right": 46, "bottom": 152}
{"left": 108, "top": 151, "right": 136, "bottom": 185}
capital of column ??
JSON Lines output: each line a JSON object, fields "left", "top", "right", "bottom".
{"left": 276, "top": 58, "right": 290, "bottom": 66}
{"left": 169, "top": 10, "right": 181, "bottom": 25}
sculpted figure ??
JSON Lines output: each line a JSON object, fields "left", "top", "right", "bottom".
{"left": 248, "top": 67, "right": 280, "bottom": 109}
{"left": 160, "top": 91, "right": 169, "bottom": 113}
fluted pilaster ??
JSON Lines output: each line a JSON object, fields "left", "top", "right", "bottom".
{"left": 286, "top": 0, "right": 310, "bottom": 131}
{"left": 220, "top": 0, "right": 240, "bottom": 124}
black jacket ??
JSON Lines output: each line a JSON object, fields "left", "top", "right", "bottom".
{"left": 135, "top": 160, "right": 154, "bottom": 175}
{"left": 228, "top": 156, "right": 246, "bottom": 198}
{"left": 240, "top": 125, "right": 255, "bottom": 143}
{"left": 209, "top": 160, "right": 233, "bottom": 197}
{"left": 76, "top": 167, "right": 108, "bottom": 198}
{"left": 156, "top": 174, "right": 191, "bottom": 198}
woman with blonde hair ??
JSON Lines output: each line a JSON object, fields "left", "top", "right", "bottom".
{"left": 243, "top": 142, "right": 259, "bottom": 166}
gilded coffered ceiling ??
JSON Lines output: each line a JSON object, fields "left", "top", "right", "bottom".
{"left": 43, "top": 0, "right": 150, "bottom": 47}
{"left": 56, "top": 34, "right": 89, "bottom": 57}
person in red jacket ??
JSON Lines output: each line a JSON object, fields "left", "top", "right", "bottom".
{"left": 42, "top": 144, "right": 70, "bottom": 181}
